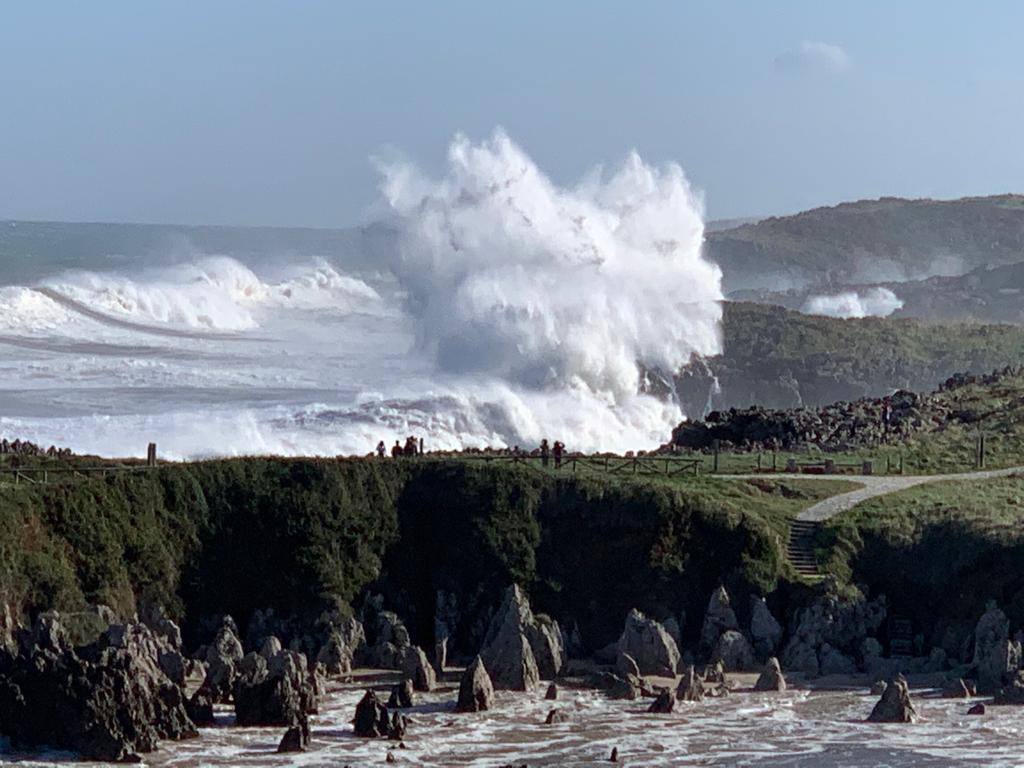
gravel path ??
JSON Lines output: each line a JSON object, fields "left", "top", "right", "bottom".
{"left": 724, "top": 467, "right": 1024, "bottom": 522}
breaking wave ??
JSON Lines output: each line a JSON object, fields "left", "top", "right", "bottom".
{"left": 802, "top": 287, "right": 903, "bottom": 319}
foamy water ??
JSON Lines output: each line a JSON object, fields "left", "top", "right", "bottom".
{"left": 2, "top": 678, "right": 1019, "bottom": 767}
{"left": 0, "top": 131, "right": 722, "bottom": 458}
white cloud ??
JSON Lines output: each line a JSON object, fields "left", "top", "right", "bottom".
{"left": 775, "top": 41, "right": 851, "bottom": 74}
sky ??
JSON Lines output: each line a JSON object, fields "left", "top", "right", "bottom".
{"left": 1, "top": 1, "right": 1023, "bottom": 228}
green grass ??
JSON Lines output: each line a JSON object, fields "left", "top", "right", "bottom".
{"left": 818, "top": 473, "right": 1024, "bottom": 639}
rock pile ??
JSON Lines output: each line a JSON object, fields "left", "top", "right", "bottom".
{"left": 0, "top": 613, "right": 196, "bottom": 761}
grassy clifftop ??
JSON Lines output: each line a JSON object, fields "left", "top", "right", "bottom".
{"left": 0, "top": 458, "right": 847, "bottom": 652}
{"left": 707, "top": 194, "right": 1024, "bottom": 292}
{"left": 674, "top": 302, "right": 1024, "bottom": 414}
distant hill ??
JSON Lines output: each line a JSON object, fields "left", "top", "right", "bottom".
{"left": 707, "top": 194, "right": 1024, "bottom": 293}
{"left": 672, "top": 302, "right": 1024, "bottom": 416}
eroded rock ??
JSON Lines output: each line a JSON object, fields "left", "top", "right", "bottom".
{"left": 617, "top": 609, "right": 680, "bottom": 678}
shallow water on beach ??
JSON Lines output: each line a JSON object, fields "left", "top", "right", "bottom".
{"left": 3, "top": 678, "right": 1024, "bottom": 768}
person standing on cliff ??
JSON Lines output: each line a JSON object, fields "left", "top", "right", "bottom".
{"left": 392, "top": 440, "right": 403, "bottom": 458}
{"left": 552, "top": 440, "right": 564, "bottom": 469}
{"left": 540, "top": 438, "right": 550, "bottom": 467}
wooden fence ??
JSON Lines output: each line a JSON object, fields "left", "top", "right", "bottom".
{"left": 456, "top": 454, "right": 702, "bottom": 477}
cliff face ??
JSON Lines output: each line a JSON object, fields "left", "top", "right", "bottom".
{"left": 0, "top": 459, "right": 794, "bottom": 655}
{"left": 673, "top": 303, "right": 1024, "bottom": 416}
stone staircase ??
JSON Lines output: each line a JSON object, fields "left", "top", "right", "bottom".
{"left": 787, "top": 519, "right": 823, "bottom": 579}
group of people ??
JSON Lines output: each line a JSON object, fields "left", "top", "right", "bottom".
{"left": 376, "top": 436, "right": 424, "bottom": 458}
{"left": 538, "top": 438, "right": 566, "bottom": 468}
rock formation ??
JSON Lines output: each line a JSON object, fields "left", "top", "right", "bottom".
{"left": 647, "top": 689, "right": 675, "bottom": 713}
{"left": 0, "top": 615, "right": 196, "bottom": 761}
{"left": 316, "top": 630, "right": 352, "bottom": 676}
{"left": 233, "top": 649, "right": 318, "bottom": 726}
{"left": 711, "top": 630, "right": 756, "bottom": 671}
{"left": 352, "top": 689, "right": 391, "bottom": 737}
{"left": 749, "top": 597, "right": 783, "bottom": 659}
{"left": 388, "top": 679, "right": 415, "bottom": 708}
{"left": 867, "top": 675, "right": 918, "bottom": 723}
{"left": 972, "top": 602, "right": 1020, "bottom": 694}
{"left": 700, "top": 586, "right": 740, "bottom": 652}
{"left": 616, "top": 609, "right": 680, "bottom": 677}
{"left": 456, "top": 655, "right": 495, "bottom": 712}
{"left": 400, "top": 645, "right": 437, "bottom": 692}
{"left": 480, "top": 586, "right": 549, "bottom": 690}
{"left": 676, "top": 664, "right": 705, "bottom": 702}
{"left": 753, "top": 657, "right": 787, "bottom": 692}
{"left": 277, "top": 718, "right": 311, "bottom": 752}
{"left": 201, "top": 617, "right": 245, "bottom": 702}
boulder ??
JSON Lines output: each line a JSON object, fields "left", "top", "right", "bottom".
{"left": 0, "top": 617, "right": 196, "bottom": 761}
{"left": 400, "top": 645, "right": 437, "bottom": 692}
{"left": 711, "top": 630, "right": 756, "bottom": 672}
{"left": 753, "top": 657, "right": 787, "bottom": 692}
{"left": 388, "top": 711, "right": 408, "bottom": 741}
{"left": 993, "top": 670, "right": 1024, "bottom": 704}
{"left": 544, "top": 708, "right": 569, "bottom": 724}
{"left": 316, "top": 630, "right": 352, "bottom": 676}
{"left": 617, "top": 609, "right": 680, "bottom": 678}
{"left": 363, "top": 608, "right": 411, "bottom": 669}
{"left": 647, "top": 689, "right": 675, "bottom": 713}
{"left": 138, "top": 603, "right": 182, "bottom": 650}
{"left": 870, "top": 680, "right": 887, "bottom": 696}
{"left": 972, "top": 602, "right": 1020, "bottom": 694}
{"left": 676, "top": 664, "right": 704, "bottom": 702}
{"left": 967, "top": 703, "right": 986, "bottom": 716}
{"left": 527, "top": 615, "right": 567, "bottom": 680}
{"left": 867, "top": 675, "right": 918, "bottom": 723}
{"left": 456, "top": 655, "right": 495, "bottom": 713}
{"left": 480, "top": 587, "right": 542, "bottom": 690}
{"left": 352, "top": 689, "right": 390, "bottom": 737}
{"left": 545, "top": 682, "right": 558, "bottom": 700}
{"left": 749, "top": 597, "right": 783, "bottom": 658}
{"left": 700, "top": 586, "right": 739, "bottom": 651}
{"left": 233, "top": 650, "right": 317, "bottom": 726}
{"left": 277, "top": 717, "right": 311, "bottom": 753}
{"left": 588, "top": 671, "right": 642, "bottom": 700}
{"left": 388, "top": 679, "right": 415, "bottom": 709}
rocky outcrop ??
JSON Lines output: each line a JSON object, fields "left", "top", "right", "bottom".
{"left": 277, "top": 718, "right": 311, "bottom": 752}
{"left": 781, "top": 584, "right": 886, "bottom": 678}
{"left": 617, "top": 609, "right": 680, "bottom": 678}
{"left": 615, "top": 652, "right": 641, "bottom": 678}
{"left": 400, "top": 645, "right": 437, "bottom": 692}
{"left": 388, "top": 679, "right": 414, "bottom": 708}
{"left": 867, "top": 675, "right": 918, "bottom": 723}
{"left": 700, "top": 587, "right": 740, "bottom": 652}
{"left": 352, "top": 689, "right": 392, "bottom": 737}
{"left": 711, "top": 630, "right": 756, "bottom": 672}
{"left": 233, "top": 650, "right": 317, "bottom": 726}
{"left": 972, "top": 603, "right": 1020, "bottom": 694}
{"left": 941, "top": 678, "right": 971, "bottom": 698}
{"left": 753, "top": 657, "right": 786, "bottom": 692}
{"left": 456, "top": 655, "right": 495, "bottom": 713}
{"left": 201, "top": 617, "right": 245, "bottom": 702}
{"left": 544, "top": 708, "right": 569, "bottom": 724}
{"left": 647, "top": 689, "right": 675, "bottom": 713}
{"left": 480, "top": 586, "right": 543, "bottom": 691}
{"left": 676, "top": 664, "right": 704, "bottom": 702}
{"left": 316, "top": 630, "right": 351, "bottom": 676}
{"left": 545, "top": 682, "right": 558, "bottom": 700}
{"left": 0, "top": 616, "right": 196, "bottom": 762}
{"left": 993, "top": 670, "right": 1024, "bottom": 704}
{"left": 750, "top": 597, "right": 783, "bottom": 659}
{"left": 588, "top": 671, "right": 642, "bottom": 700}
{"left": 363, "top": 610, "right": 411, "bottom": 669}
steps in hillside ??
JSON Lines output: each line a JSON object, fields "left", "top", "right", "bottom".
{"left": 787, "top": 519, "right": 823, "bottom": 579}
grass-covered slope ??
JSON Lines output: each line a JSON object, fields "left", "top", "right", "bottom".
{"left": 820, "top": 474, "right": 1024, "bottom": 651}
{"left": 674, "top": 302, "right": 1024, "bottom": 414}
{"left": 0, "top": 457, "right": 849, "bottom": 652}
{"left": 707, "top": 194, "right": 1024, "bottom": 292}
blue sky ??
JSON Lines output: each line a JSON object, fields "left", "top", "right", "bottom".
{"left": 2, "top": 1, "right": 1022, "bottom": 227}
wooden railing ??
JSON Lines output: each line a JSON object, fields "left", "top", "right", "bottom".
{"left": 456, "top": 453, "right": 701, "bottom": 477}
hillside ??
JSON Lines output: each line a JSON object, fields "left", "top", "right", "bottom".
{"left": 707, "top": 194, "right": 1024, "bottom": 293}
{"left": 672, "top": 302, "right": 1024, "bottom": 416}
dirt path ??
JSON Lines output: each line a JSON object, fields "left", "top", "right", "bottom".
{"left": 724, "top": 466, "right": 1024, "bottom": 522}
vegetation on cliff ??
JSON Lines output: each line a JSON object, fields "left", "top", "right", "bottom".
{"left": 0, "top": 458, "right": 847, "bottom": 654}
{"left": 674, "top": 302, "right": 1024, "bottom": 415}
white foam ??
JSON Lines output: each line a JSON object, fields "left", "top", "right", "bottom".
{"left": 802, "top": 287, "right": 904, "bottom": 319}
